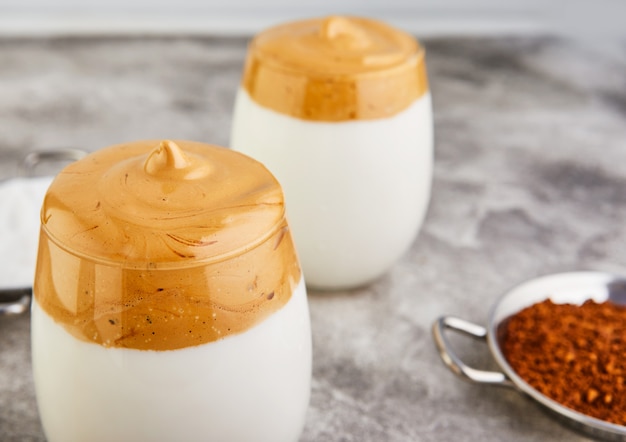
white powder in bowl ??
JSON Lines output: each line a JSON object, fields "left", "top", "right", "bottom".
{"left": 0, "top": 176, "right": 52, "bottom": 288}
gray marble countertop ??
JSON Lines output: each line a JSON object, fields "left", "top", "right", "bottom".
{"left": 1, "top": 34, "right": 626, "bottom": 441}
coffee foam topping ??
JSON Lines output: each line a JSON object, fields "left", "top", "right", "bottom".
{"left": 242, "top": 15, "right": 429, "bottom": 121}
{"left": 34, "top": 140, "right": 301, "bottom": 350}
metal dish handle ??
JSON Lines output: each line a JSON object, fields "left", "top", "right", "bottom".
{"left": 432, "top": 316, "right": 514, "bottom": 387}
{"left": 0, "top": 288, "right": 32, "bottom": 317}
{"left": 19, "top": 148, "right": 86, "bottom": 177}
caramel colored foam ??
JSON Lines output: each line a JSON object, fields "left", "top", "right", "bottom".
{"left": 34, "top": 140, "right": 301, "bottom": 351}
{"left": 242, "top": 16, "right": 429, "bottom": 122}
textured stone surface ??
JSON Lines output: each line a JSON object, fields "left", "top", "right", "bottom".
{"left": 1, "top": 35, "right": 626, "bottom": 441}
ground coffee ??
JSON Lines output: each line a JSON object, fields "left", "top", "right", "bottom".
{"left": 502, "top": 299, "right": 626, "bottom": 425}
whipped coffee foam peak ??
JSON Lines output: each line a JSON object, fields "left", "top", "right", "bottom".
{"left": 34, "top": 140, "right": 301, "bottom": 350}
{"left": 42, "top": 139, "right": 285, "bottom": 266}
{"left": 319, "top": 16, "right": 370, "bottom": 50}
{"left": 144, "top": 140, "right": 211, "bottom": 179}
{"left": 242, "top": 15, "right": 429, "bottom": 121}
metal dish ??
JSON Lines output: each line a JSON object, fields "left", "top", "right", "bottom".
{"left": 433, "top": 271, "right": 626, "bottom": 441}
{"left": 0, "top": 148, "right": 85, "bottom": 316}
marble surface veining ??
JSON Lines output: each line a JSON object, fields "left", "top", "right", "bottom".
{"left": 1, "top": 35, "right": 626, "bottom": 441}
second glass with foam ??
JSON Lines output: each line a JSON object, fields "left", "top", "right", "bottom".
{"left": 231, "top": 16, "right": 433, "bottom": 290}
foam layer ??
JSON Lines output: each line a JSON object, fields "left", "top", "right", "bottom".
{"left": 242, "top": 16, "right": 428, "bottom": 122}
{"left": 34, "top": 140, "right": 301, "bottom": 349}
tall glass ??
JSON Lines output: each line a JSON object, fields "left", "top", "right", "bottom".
{"left": 231, "top": 16, "right": 433, "bottom": 290}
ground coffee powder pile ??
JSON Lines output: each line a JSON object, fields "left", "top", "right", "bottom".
{"left": 502, "top": 299, "right": 626, "bottom": 425}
